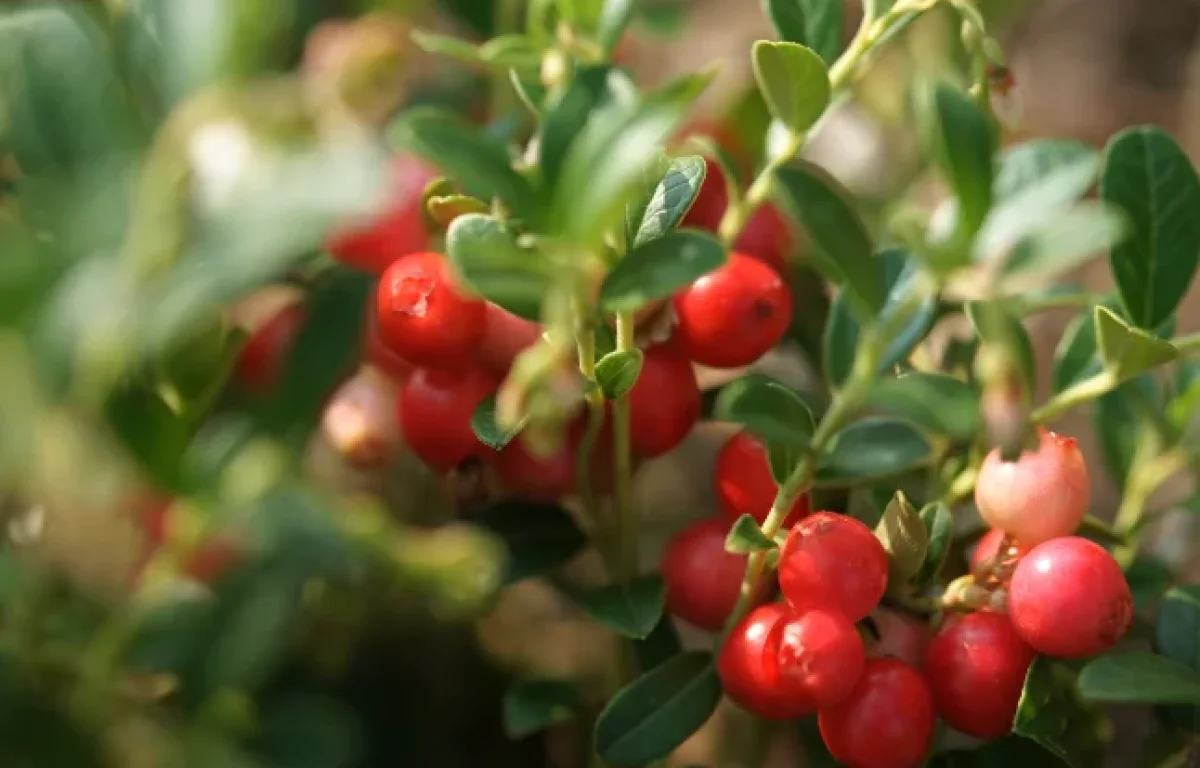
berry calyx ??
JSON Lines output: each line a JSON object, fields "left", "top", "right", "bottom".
{"left": 817, "top": 657, "right": 935, "bottom": 768}
{"left": 714, "top": 430, "right": 811, "bottom": 527}
{"left": 718, "top": 603, "right": 816, "bottom": 720}
{"left": 1008, "top": 536, "right": 1133, "bottom": 659}
{"left": 628, "top": 343, "right": 701, "bottom": 457}
{"left": 375, "top": 251, "right": 487, "bottom": 370}
{"left": 778, "top": 512, "right": 889, "bottom": 623}
{"left": 234, "top": 303, "right": 306, "bottom": 395}
{"left": 970, "top": 528, "right": 1031, "bottom": 579}
{"left": 397, "top": 365, "right": 497, "bottom": 472}
{"left": 327, "top": 154, "right": 437, "bottom": 275}
{"left": 672, "top": 252, "right": 793, "bottom": 369}
{"left": 868, "top": 607, "right": 931, "bottom": 670}
{"left": 662, "top": 517, "right": 753, "bottom": 632}
{"left": 925, "top": 611, "right": 1035, "bottom": 739}
{"left": 974, "top": 428, "right": 1090, "bottom": 547}
{"left": 777, "top": 608, "right": 866, "bottom": 708}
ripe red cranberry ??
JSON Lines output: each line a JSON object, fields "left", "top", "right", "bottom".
{"left": 975, "top": 428, "right": 1090, "bottom": 547}
{"left": 375, "top": 251, "right": 487, "bottom": 370}
{"left": 714, "top": 431, "right": 811, "bottom": 527}
{"left": 925, "top": 611, "right": 1036, "bottom": 739}
{"left": 1008, "top": 536, "right": 1133, "bottom": 659}
{"left": 777, "top": 608, "right": 866, "bottom": 707}
{"left": 718, "top": 602, "right": 816, "bottom": 720}
{"left": 397, "top": 365, "right": 497, "bottom": 472}
{"left": 970, "top": 528, "right": 1031, "bottom": 575}
{"left": 779, "top": 512, "right": 889, "bottom": 623}
{"left": 681, "top": 157, "right": 729, "bottom": 232}
{"left": 868, "top": 607, "right": 931, "bottom": 670}
{"left": 628, "top": 343, "right": 700, "bottom": 457}
{"left": 672, "top": 252, "right": 792, "bottom": 369}
{"left": 476, "top": 303, "right": 542, "bottom": 376}
{"left": 234, "top": 303, "right": 306, "bottom": 394}
{"left": 680, "top": 158, "right": 791, "bottom": 275}
{"left": 662, "top": 517, "right": 753, "bottom": 632}
{"left": 363, "top": 306, "right": 414, "bottom": 382}
{"left": 327, "top": 154, "right": 438, "bottom": 274}
{"left": 493, "top": 433, "right": 576, "bottom": 502}
{"left": 818, "top": 657, "right": 935, "bottom": 768}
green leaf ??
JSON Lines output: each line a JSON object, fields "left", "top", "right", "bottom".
{"left": 1052, "top": 297, "right": 1120, "bottom": 393}
{"left": 478, "top": 35, "right": 542, "bottom": 68}
{"left": 629, "top": 155, "right": 707, "bottom": 248}
{"left": 965, "top": 299, "right": 1037, "bottom": 393}
{"left": 750, "top": 41, "right": 831, "bottom": 134}
{"left": 634, "top": 614, "right": 684, "bottom": 672}
{"left": 577, "top": 574, "right": 666, "bottom": 639}
{"left": 1002, "top": 202, "right": 1128, "bottom": 279}
{"left": 1014, "top": 658, "right": 1109, "bottom": 768}
{"left": 762, "top": 0, "right": 843, "bottom": 65}
{"left": 874, "top": 491, "right": 928, "bottom": 587}
{"left": 599, "top": 230, "right": 725, "bottom": 312}
{"left": 503, "top": 679, "right": 581, "bottom": 739}
{"left": 1156, "top": 586, "right": 1200, "bottom": 670}
{"left": 1102, "top": 126, "right": 1200, "bottom": 329}
{"left": 1093, "top": 305, "right": 1178, "bottom": 383}
{"left": 445, "top": 213, "right": 549, "bottom": 320}
{"left": 713, "top": 374, "right": 817, "bottom": 447}
{"left": 256, "top": 693, "right": 364, "bottom": 768}
{"left": 774, "top": 163, "right": 886, "bottom": 319}
{"left": 412, "top": 30, "right": 486, "bottom": 62}
{"left": 726, "top": 514, "right": 777, "bottom": 554}
{"left": 541, "top": 66, "right": 637, "bottom": 188}
{"left": 595, "top": 349, "right": 644, "bottom": 400}
{"left": 594, "top": 651, "right": 722, "bottom": 766}
{"left": 106, "top": 384, "right": 192, "bottom": 493}
{"left": 865, "top": 372, "right": 980, "bottom": 439}
{"left": 472, "top": 395, "right": 527, "bottom": 451}
{"left": 1093, "top": 374, "right": 1160, "bottom": 490}
{"left": 822, "top": 249, "right": 935, "bottom": 387}
{"left": 476, "top": 501, "right": 587, "bottom": 584}
{"left": 1078, "top": 651, "right": 1200, "bottom": 705}
{"left": 816, "top": 418, "right": 932, "bottom": 486}
{"left": 391, "top": 108, "right": 541, "bottom": 221}
{"left": 597, "top": 0, "right": 636, "bottom": 54}
{"left": 767, "top": 438, "right": 805, "bottom": 485}
{"left": 995, "top": 139, "right": 1098, "bottom": 201}
{"left": 426, "top": 194, "right": 490, "bottom": 229}
{"left": 913, "top": 500, "right": 952, "bottom": 588}
{"left": 921, "top": 82, "right": 996, "bottom": 244}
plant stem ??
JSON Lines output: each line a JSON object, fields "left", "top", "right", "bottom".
{"left": 1030, "top": 371, "right": 1116, "bottom": 424}
{"left": 613, "top": 311, "right": 637, "bottom": 580}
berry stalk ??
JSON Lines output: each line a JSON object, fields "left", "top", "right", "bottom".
{"left": 612, "top": 310, "right": 637, "bottom": 580}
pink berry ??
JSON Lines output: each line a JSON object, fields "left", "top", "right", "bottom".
{"left": 818, "top": 657, "right": 935, "bottom": 768}
{"left": 778, "top": 512, "right": 889, "bottom": 623}
{"left": 868, "top": 607, "right": 931, "bottom": 670}
{"left": 974, "top": 428, "right": 1090, "bottom": 547}
{"left": 1008, "top": 536, "right": 1133, "bottom": 659}
{"left": 925, "top": 611, "right": 1035, "bottom": 739}
{"left": 777, "top": 609, "right": 866, "bottom": 707}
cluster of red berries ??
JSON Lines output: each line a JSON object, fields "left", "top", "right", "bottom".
{"left": 659, "top": 428, "right": 1132, "bottom": 768}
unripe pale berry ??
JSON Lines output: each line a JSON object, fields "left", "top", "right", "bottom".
{"left": 375, "top": 251, "right": 486, "bottom": 370}
{"left": 777, "top": 608, "right": 866, "bottom": 707}
{"left": 714, "top": 431, "right": 811, "bottom": 528}
{"left": 925, "top": 611, "right": 1035, "bottom": 739}
{"left": 718, "top": 603, "right": 817, "bottom": 720}
{"left": 868, "top": 607, "right": 931, "bottom": 670}
{"left": 1008, "top": 536, "right": 1133, "bottom": 659}
{"left": 779, "top": 512, "right": 889, "bottom": 623}
{"left": 818, "top": 657, "right": 935, "bottom": 768}
{"left": 662, "top": 517, "right": 752, "bottom": 632}
{"left": 672, "top": 252, "right": 793, "bottom": 369}
{"left": 322, "top": 367, "right": 402, "bottom": 468}
{"left": 974, "top": 428, "right": 1090, "bottom": 547}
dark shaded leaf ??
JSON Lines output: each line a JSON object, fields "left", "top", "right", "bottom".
{"left": 576, "top": 574, "right": 666, "bottom": 639}
{"left": 503, "top": 679, "right": 581, "bottom": 739}
{"left": 476, "top": 501, "right": 587, "bottom": 584}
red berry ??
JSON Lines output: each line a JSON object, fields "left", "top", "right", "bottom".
{"left": 681, "top": 158, "right": 729, "bottom": 232}
{"left": 714, "top": 431, "right": 811, "bottom": 527}
{"left": 1008, "top": 536, "right": 1133, "bottom": 659}
{"left": 476, "top": 303, "right": 542, "bottom": 376}
{"left": 672, "top": 252, "right": 792, "bottom": 369}
{"left": 925, "top": 611, "right": 1035, "bottom": 739}
{"left": 398, "top": 365, "right": 497, "bottom": 472}
{"left": 778, "top": 608, "right": 866, "bottom": 707}
{"left": 327, "top": 155, "right": 437, "bottom": 274}
{"left": 868, "top": 607, "right": 931, "bottom": 670}
{"left": 818, "top": 657, "right": 935, "bottom": 768}
{"left": 628, "top": 343, "right": 700, "bottom": 457}
{"left": 736, "top": 203, "right": 793, "bottom": 276}
{"left": 493, "top": 433, "right": 576, "bottom": 502}
{"left": 970, "top": 528, "right": 1031, "bottom": 575}
{"left": 375, "top": 251, "right": 486, "bottom": 370}
{"left": 718, "top": 603, "right": 816, "bottom": 720}
{"left": 975, "top": 428, "right": 1090, "bottom": 547}
{"left": 363, "top": 305, "right": 415, "bottom": 382}
{"left": 662, "top": 517, "right": 752, "bottom": 632}
{"left": 234, "top": 303, "right": 306, "bottom": 394}
{"left": 183, "top": 535, "right": 244, "bottom": 584}
{"left": 778, "top": 512, "right": 889, "bottom": 623}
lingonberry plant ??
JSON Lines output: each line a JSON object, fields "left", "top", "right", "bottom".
{"left": 4, "top": 0, "right": 1200, "bottom": 766}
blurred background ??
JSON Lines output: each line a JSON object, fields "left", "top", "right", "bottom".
{"left": 2, "top": 0, "right": 1200, "bottom": 766}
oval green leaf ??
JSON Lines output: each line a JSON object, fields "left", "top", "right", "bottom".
{"left": 713, "top": 373, "right": 817, "bottom": 447}
{"left": 472, "top": 395, "right": 527, "bottom": 451}
{"left": 629, "top": 155, "right": 707, "bottom": 248}
{"left": 599, "top": 229, "right": 725, "bottom": 312}
{"left": 874, "top": 491, "right": 928, "bottom": 587}
{"left": 816, "top": 418, "right": 932, "bottom": 486}
{"left": 503, "top": 679, "right": 581, "bottom": 739}
{"left": 865, "top": 372, "right": 980, "bottom": 439}
{"left": 921, "top": 82, "right": 996, "bottom": 246}
{"left": 763, "top": 0, "right": 843, "bottom": 65}
{"left": 1078, "top": 651, "right": 1200, "bottom": 705}
{"left": 751, "top": 41, "right": 831, "bottom": 134}
{"left": 994, "top": 139, "right": 1098, "bottom": 201}
{"left": 726, "top": 513, "right": 777, "bottom": 554}
{"left": 1014, "top": 658, "right": 1110, "bottom": 768}
{"left": 446, "top": 213, "right": 549, "bottom": 320}
{"left": 594, "top": 651, "right": 722, "bottom": 766}
{"left": 576, "top": 574, "right": 666, "bottom": 639}
{"left": 913, "top": 501, "right": 952, "bottom": 588}
{"left": 1093, "top": 305, "right": 1178, "bottom": 383}
{"left": 595, "top": 349, "right": 644, "bottom": 400}
{"left": 476, "top": 501, "right": 587, "bottom": 584}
